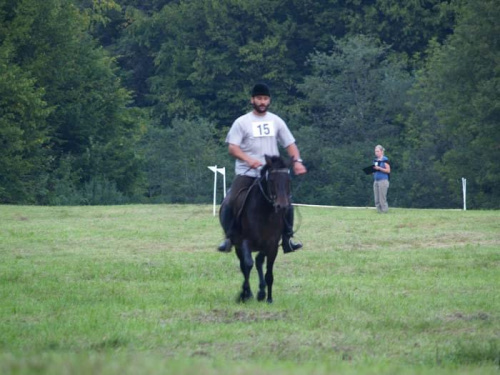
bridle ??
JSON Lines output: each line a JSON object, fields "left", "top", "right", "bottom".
{"left": 258, "top": 168, "right": 291, "bottom": 207}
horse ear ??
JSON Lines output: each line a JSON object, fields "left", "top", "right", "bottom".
{"left": 265, "top": 155, "right": 272, "bottom": 166}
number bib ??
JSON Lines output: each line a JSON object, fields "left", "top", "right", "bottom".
{"left": 252, "top": 121, "right": 275, "bottom": 137}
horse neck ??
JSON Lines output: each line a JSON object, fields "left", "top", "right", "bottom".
{"left": 245, "top": 184, "right": 285, "bottom": 225}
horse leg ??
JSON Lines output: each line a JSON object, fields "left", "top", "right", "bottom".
{"left": 255, "top": 251, "right": 266, "bottom": 302}
{"left": 238, "top": 240, "right": 254, "bottom": 303}
{"left": 265, "top": 252, "right": 277, "bottom": 304}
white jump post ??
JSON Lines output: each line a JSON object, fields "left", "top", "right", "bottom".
{"left": 207, "top": 166, "right": 226, "bottom": 216}
{"left": 461, "top": 177, "right": 467, "bottom": 211}
{"left": 220, "top": 167, "right": 226, "bottom": 198}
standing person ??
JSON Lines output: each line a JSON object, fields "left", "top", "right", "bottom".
{"left": 373, "top": 145, "right": 391, "bottom": 213}
{"left": 218, "top": 83, "right": 307, "bottom": 253}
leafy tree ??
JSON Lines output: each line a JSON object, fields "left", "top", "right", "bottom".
{"left": 345, "top": 0, "right": 456, "bottom": 58}
{"left": 0, "top": 54, "right": 52, "bottom": 203}
{"left": 77, "top": 0, "right": 121, "bottom": 32}
{"left": 1, "top": 0, "right": 480, "bottom": 207}
{"left": 294, "top": 35, "right": 413, "bottom": 206}
{"left": 145, "top": 0, "right": 301, "bottom": 127}
{"left": 141, "top": 117, "right": 228, "bottom": 203}
{"left": 111, "top": 6, "right": 157, "bottom": 107}
{"left": 299, "top": 35, "right": 412, "bottom": 144}
{"left": 77, "top": 0, "right": 458, "bottom": 136}
{"left": 407, "top": 0, "right": 500, "bottom": 208}
{"left": 2, "top": 0, "right": 145, "bottom": 203}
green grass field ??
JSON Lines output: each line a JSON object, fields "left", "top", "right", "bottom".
{"left": 1, "top": 204, "right": 499, "bottom": 374}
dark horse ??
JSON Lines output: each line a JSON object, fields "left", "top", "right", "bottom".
{"left": 221, "top": 155, "right": 293, "bottom": 303}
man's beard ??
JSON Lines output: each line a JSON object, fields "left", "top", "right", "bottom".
{"left": 252, "top": 102, "right": 269, "bottom": 114}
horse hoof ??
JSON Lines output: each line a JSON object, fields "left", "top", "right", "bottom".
{"left": 237, "top": 291, "right": 253, "bottom": 303}
{"left": 257, "top": 291, "right": 266, "bottom": 302}
{"left": 266, "top": 298, "right": 273, "bottom": 304}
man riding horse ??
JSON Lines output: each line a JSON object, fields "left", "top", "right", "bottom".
{"left": 218, "top": 82, "right": 307, "bottom": 254}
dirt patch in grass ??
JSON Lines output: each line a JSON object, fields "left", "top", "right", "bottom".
{"left": 194, "top": 309, "right": 288, "bottom": 324}
{"left": 443, "top": 312, "right": 491, "bottom": 322}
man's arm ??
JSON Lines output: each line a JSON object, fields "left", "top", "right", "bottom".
{"left": 228, "top": 143, "right": 262, "bottom": 169}
{"left": 286, "top": 143, "right": 307, "bottom": 175}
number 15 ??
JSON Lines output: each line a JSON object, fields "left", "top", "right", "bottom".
{"left": 257, "top": 123, "right": 271, "bottom": 135}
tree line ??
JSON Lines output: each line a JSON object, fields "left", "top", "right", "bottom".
{"left": 1, "top": 0, "right": 498, "bottom": 208}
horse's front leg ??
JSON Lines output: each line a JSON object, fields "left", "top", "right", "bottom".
{"left": 265, "top": 251, "right": 277, "bottom": 304}
{"left": 238, "top": 239, "right": 254, "bottom": 303}
{"left": 255, "top": 251, "right": 266, "bottom": 302}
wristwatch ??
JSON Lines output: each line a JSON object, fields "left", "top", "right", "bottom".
{"left": 295, "top": 158, "right": 303, "bottom": 163}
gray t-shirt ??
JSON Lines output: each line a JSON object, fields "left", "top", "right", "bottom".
{"left": 226, "top": 111, "right": 296, "bottom": 177}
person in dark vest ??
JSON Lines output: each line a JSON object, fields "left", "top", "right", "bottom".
{"left": 217, "top": 83, "right": 307, "bottom": 253}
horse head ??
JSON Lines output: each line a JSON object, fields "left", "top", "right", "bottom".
{"left": 260, "top": 155, "right": 292, "bottom": 211}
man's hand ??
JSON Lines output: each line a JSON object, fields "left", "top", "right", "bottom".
{"left": 247, "top": 158, "right": 263, "bottom": 169}
{"left": 293, "top": 161, "right": 307, "bottom": 175}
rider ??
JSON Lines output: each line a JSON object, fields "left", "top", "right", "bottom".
{"left": 217, "top": 82, "right": 307, "bottom": 254}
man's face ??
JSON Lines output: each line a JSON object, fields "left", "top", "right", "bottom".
{"left": 251, "top": 95, "right": 271, "bottom": 114}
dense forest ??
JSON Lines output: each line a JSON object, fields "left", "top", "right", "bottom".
{"left": 1, "top": 0, "right": 499, "bottom": 208}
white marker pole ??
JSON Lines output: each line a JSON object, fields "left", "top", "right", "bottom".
{"left": 208, "top": 166, "right": 227, "bottom": 216}
{"left": 462, "top": 177, "right": 467, "bottom": 211}
{"left": 217, "top": 167, "right": 226, "bottom": 198}
{"left": 208, "top": 166, "right": 218, "bottom": 216}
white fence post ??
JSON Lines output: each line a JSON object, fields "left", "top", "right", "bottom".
{"left": 461, "top": 177, "right": 467, "bottom": 211}
{"left": 221, "top": 167, "right": 226, "bottom": 198}
{"left": 208, "top": 166, "right": 227, "bottom": 216}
